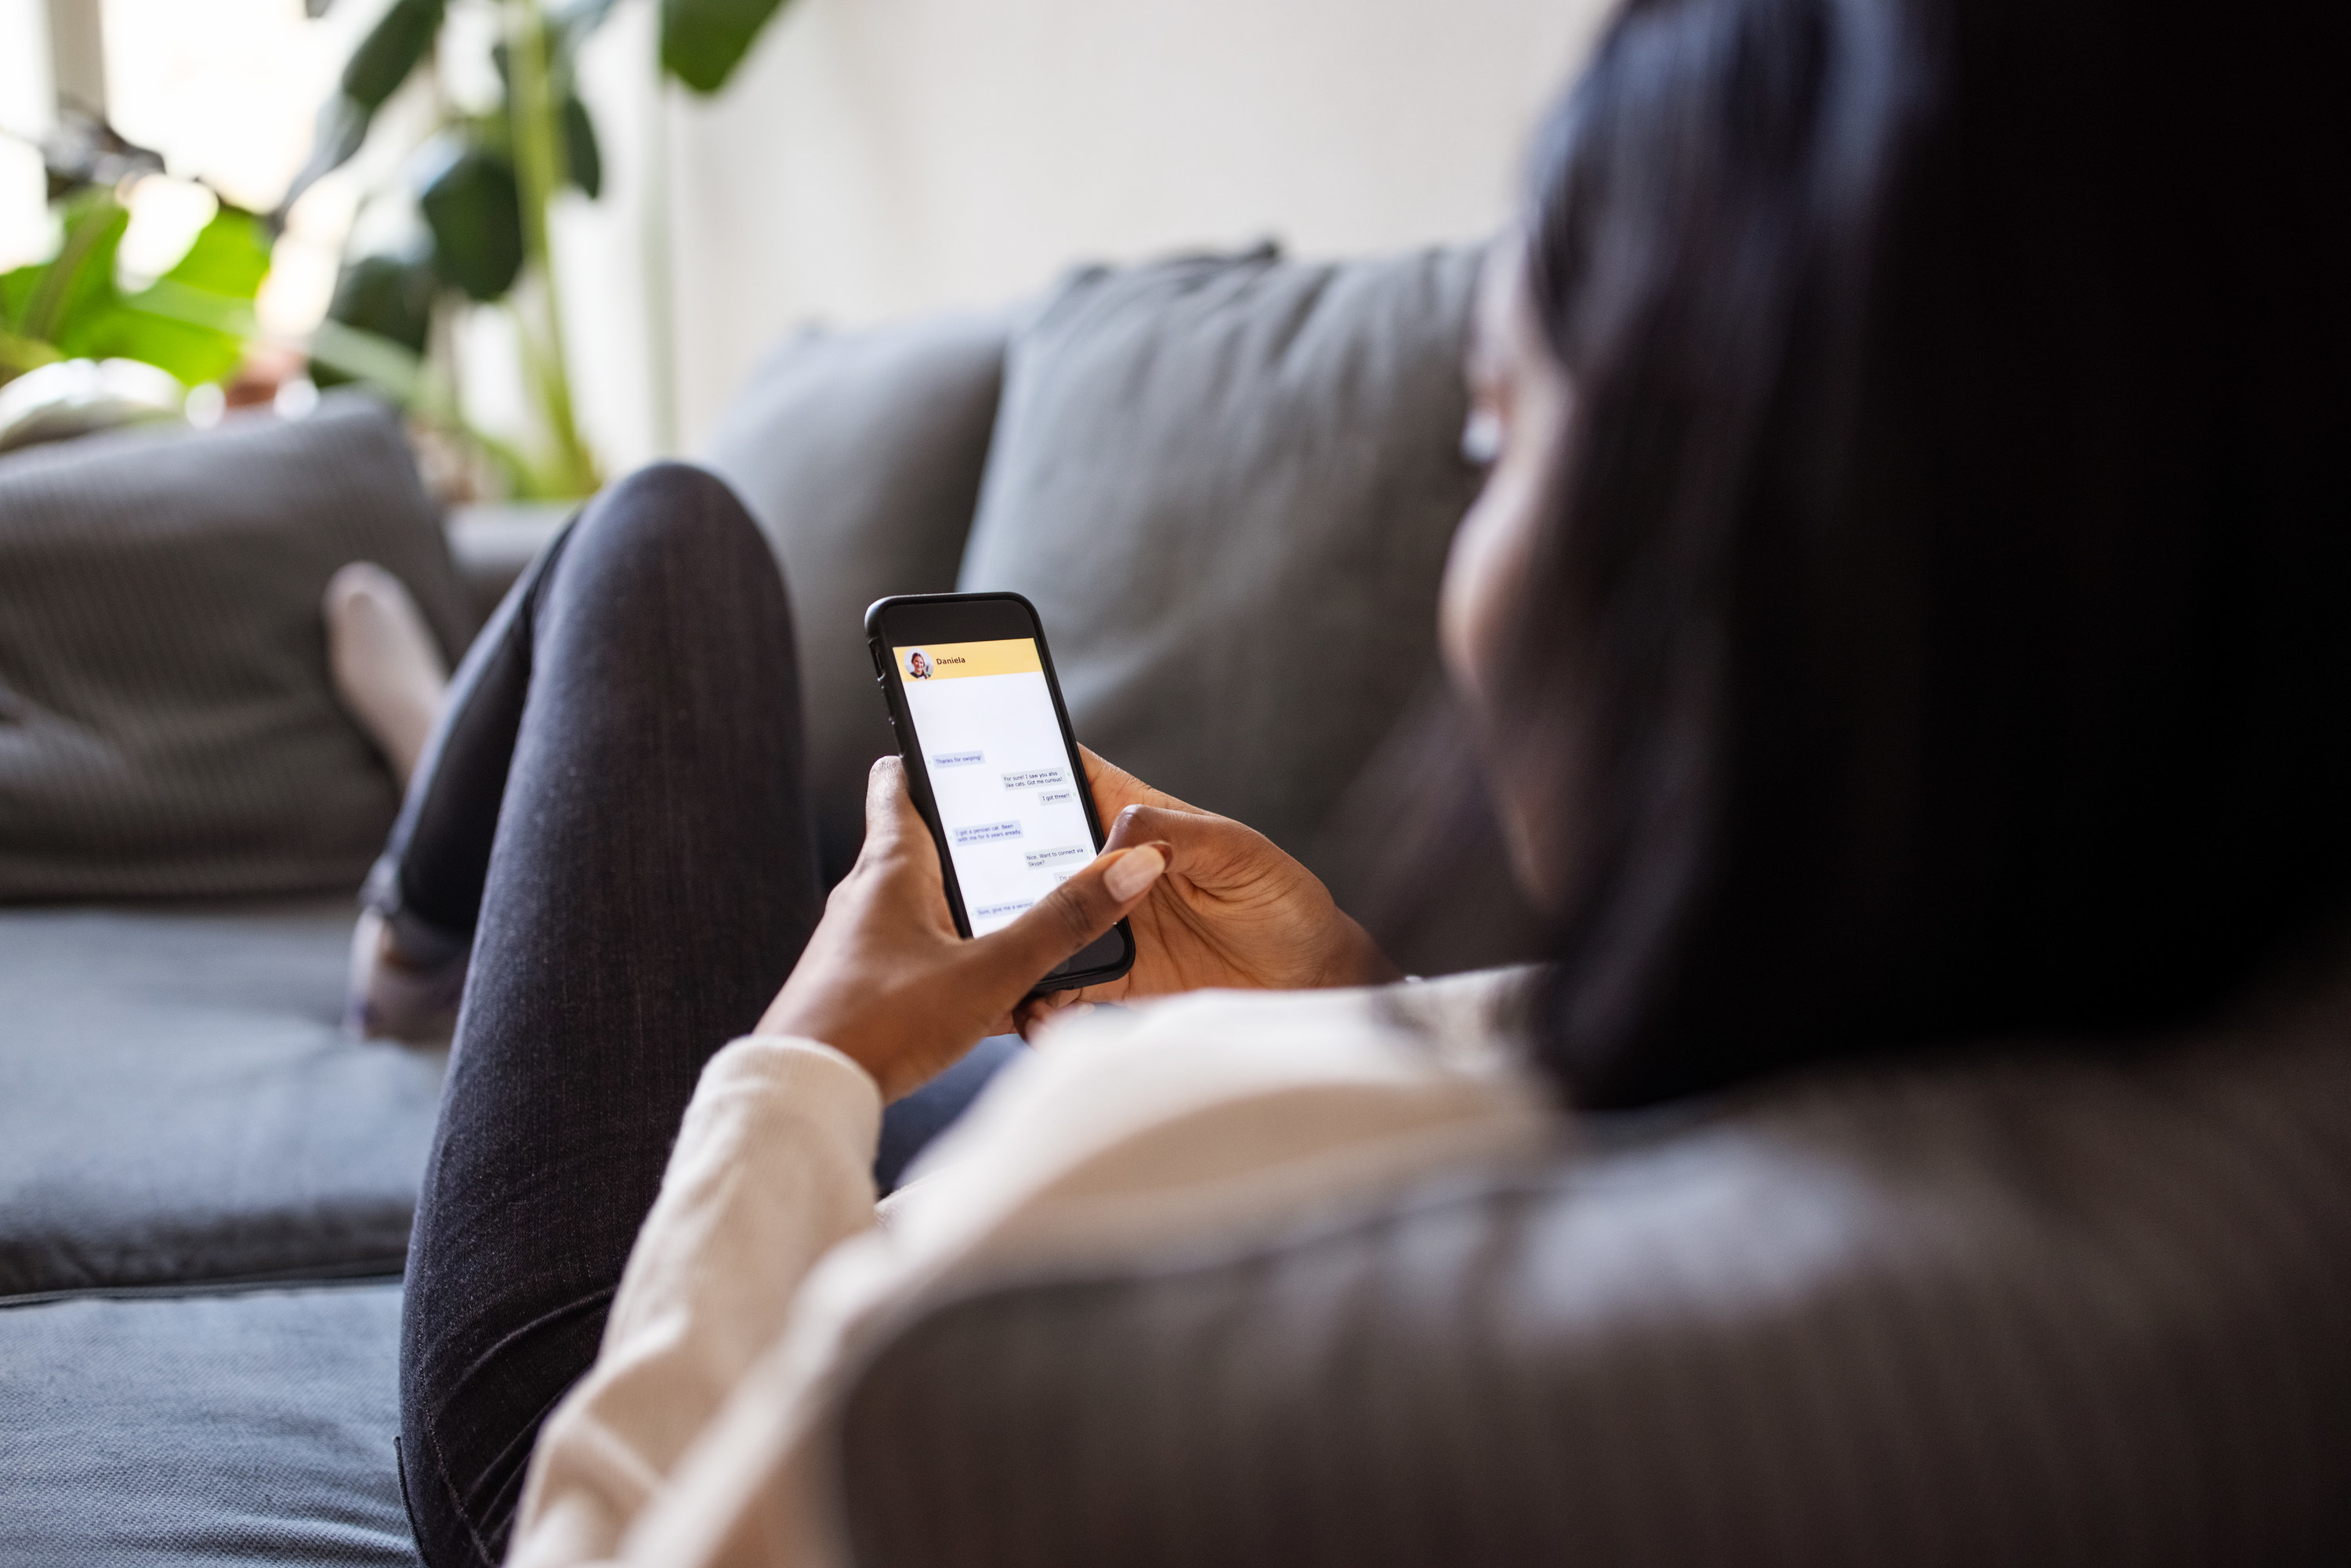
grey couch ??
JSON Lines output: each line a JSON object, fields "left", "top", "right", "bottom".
{"left": 5, "top": 245, "right": 2347, "bottom": 1568}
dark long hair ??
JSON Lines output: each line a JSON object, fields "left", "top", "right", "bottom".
{"left": 1494, "top": 0, "right": 2351, "bottom": 1106}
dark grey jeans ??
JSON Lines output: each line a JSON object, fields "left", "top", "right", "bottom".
{"left": 382, "top": 465, "right": 1010, "bottom": 1567}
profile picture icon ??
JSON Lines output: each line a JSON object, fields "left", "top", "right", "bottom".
{"left": 906, "top": 650, "right": 933, "bottom": 680}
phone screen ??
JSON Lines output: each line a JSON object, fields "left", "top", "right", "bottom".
{"left": 892, "top": 636, "right": 1097, "bottom": 936}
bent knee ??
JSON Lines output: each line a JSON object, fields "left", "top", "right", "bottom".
{"left": 569, "top": 462, "right": 775, "bottom": 585}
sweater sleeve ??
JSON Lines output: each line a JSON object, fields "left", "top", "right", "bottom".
{"left": 509, "top": 973, "right": 1549, "bottom": 1568}
{"left": 508, "top": 1035, "right": 882, "bottom": 1568}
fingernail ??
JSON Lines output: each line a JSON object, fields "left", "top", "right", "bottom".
{"left": 1105, "top": 845, "right": 1166, "bottom": 901}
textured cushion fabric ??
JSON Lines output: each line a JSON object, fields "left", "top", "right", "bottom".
{"left": 835, "top": 1012, "right": 2351, "bottom": 1566}
{"left": 0, "top": 900, "right": 444, "bottom": 1300}
{"left": 954, "top": 247, "right": 1529, "bottom": 958}
{"left": 0, "top": 1282, "right": 417, "bottom": 1566}
{"left": 701, "top": 313, "right": 1008, "bottom": 882}
{"left": 0, "top": 397, "right": 472, "bottom": 900}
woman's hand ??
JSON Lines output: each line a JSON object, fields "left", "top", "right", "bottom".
{"left": 1016, "top": 749, "right": 1399, "bottom": 1034}
{"left": 757, "top": 757, "right": 1169, "bottom": 1101}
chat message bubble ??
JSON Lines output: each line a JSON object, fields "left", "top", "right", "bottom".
{"left": 973, "top": 899, "right": 1034, "bottom": 920}
{"left": 953, "top": 820, "right": 1023, "bottom": 845}
{"left": 933, "top": 751, "right": 984, "bottom": 767}
{"left": 1024, "top": 845, "right": 1089, "bottom": 870}
{"left": 1002, "top": 769, "right": 1063, "bottom": 789}
{"left": 1038, "top": 788, "right": 1074, "bottom": 806}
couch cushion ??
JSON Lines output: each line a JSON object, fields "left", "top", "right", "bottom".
{"left": 955, "top": 246, "right": 1539, "bottom": 970}
{"left": 0, "top": 397, "right": 472, "bottom": 901}
{"left": 701, "top": 313, "right": 1007, "bottom": 882}
{"left": 0, "top": 900, "right": 444, "bottom": 1300}
{"left": 0, "top": 1281, "right": 417, "bottom": 1566}
{"left": 837, "top": 1001, "right": 2351, "bottom": 1566}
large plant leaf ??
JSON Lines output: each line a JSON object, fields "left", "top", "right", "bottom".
{"left": 1, "top": 263, "right": 41, "bottom": 333}
{"left": 158, "top": 205, "right": 273, "bottom": 299}
{"left": 95, "top": 206, "right": 275, "bottom": 386}
{"left": 17, "top": 189, "right": 130, "bottom": 350}
{"left": 561, "top": 96, "right": 602, "bottom": 197}
{"left": 661, "top": 0, "right": 795, "bottom": 93}
{"left": 313, "top": 244, "right": 437, "bottom": 386}
{"left": 85, "top": 300, "right": 237, "bottom": 386}
{"left": 418, "top": 139, "right": 523, "bottom": 301}
{"left": 278, "top": 0, "right": 445, "bottom": 219}
{"left": 0, "top": 328, "right": 62, "bottom": 378}
{"left": 279, "top": 93, "right": 371, "bottom": 217}
{"left": 0, "top": 197, "right": 266, "bottom": 388}
{"left": 346, "top": 0, "right": 447, "bottom": 107}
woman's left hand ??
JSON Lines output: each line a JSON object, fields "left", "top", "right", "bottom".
{"left": 755, "top": 756, "right": 1168, "bottom": 1101}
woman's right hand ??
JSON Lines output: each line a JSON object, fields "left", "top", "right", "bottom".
{"left": 1016, "top": 749, "right": 1399, "bottom": 1034}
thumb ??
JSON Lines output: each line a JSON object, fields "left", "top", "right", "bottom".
{"left": 860, "top": 755, "right": 927, "bottom": 853}
{"left": 973, "top": 842, "right": 1168, "bottom": 994}
{"left": 1104, "top": 802, "right": 1227, "bottom": 854}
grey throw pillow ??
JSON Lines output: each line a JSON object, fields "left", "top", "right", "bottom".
{"left": 958, "top": 245, "right": 1536, "bottom": 967}
{"left": 0, "top": 397, "right": 469, "bottom": 900}
{"left": 701, "top": 312, "right": 1007, "bottom": 882}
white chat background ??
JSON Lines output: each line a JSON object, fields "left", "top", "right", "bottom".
{"left": 902, "top": 665, "right": 1096, "bottom": 936}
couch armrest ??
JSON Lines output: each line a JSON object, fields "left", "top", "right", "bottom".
{"left": 831, "top": 1034, "right": 2351, "bottom": 1566}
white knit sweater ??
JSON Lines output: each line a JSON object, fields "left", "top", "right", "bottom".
{"left": 505, "top": 969, "right": 1551, "bottom": 1568}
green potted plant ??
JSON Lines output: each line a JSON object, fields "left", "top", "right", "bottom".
{"left": 0, "top": 117, "right": 272, "bottom": 449}
{"left": 291, "top": 0, "right": 801, "bottom": 498}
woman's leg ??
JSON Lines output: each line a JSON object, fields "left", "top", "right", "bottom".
{"left": 393, "top": 464, "right": 825, "bottom": 1568}
{"left": 346, "top": 503, "right": 571, "bottom": 1042}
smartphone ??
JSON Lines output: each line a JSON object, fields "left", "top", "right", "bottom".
{"left": 864, "top": 591, "right": 1136, "bottom": 993}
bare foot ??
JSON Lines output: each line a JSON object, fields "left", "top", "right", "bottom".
{"left": 324, "top": 562, "right": 449, "bottom": 786}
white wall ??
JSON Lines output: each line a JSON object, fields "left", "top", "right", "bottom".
{"left": 619, "top": 0, "right": 1612, "bottom": 451}
{"left": 7, "top": 0, "right": 1614, "bottom": 472}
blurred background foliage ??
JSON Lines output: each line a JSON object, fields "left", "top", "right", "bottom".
{"left": 0, "top": 121, "right": 266, "bottom": 394}
{"left": 295, "top": 0, "right": 799, "bottom": 497}
{"left": 2, "top": 0, "right": 796, "bottom": 491}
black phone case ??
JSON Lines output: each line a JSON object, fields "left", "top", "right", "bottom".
{"left": 864, "top": 592, "right": 1136, "bottom": 994}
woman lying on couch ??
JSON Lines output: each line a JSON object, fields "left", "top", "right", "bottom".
{"left": 355, "top": 0, "right": 2351, "bottom": 1563}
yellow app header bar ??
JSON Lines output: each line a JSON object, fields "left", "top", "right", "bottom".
{"left": 893, "top": 638, "right": 1041, "bottom": 682}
